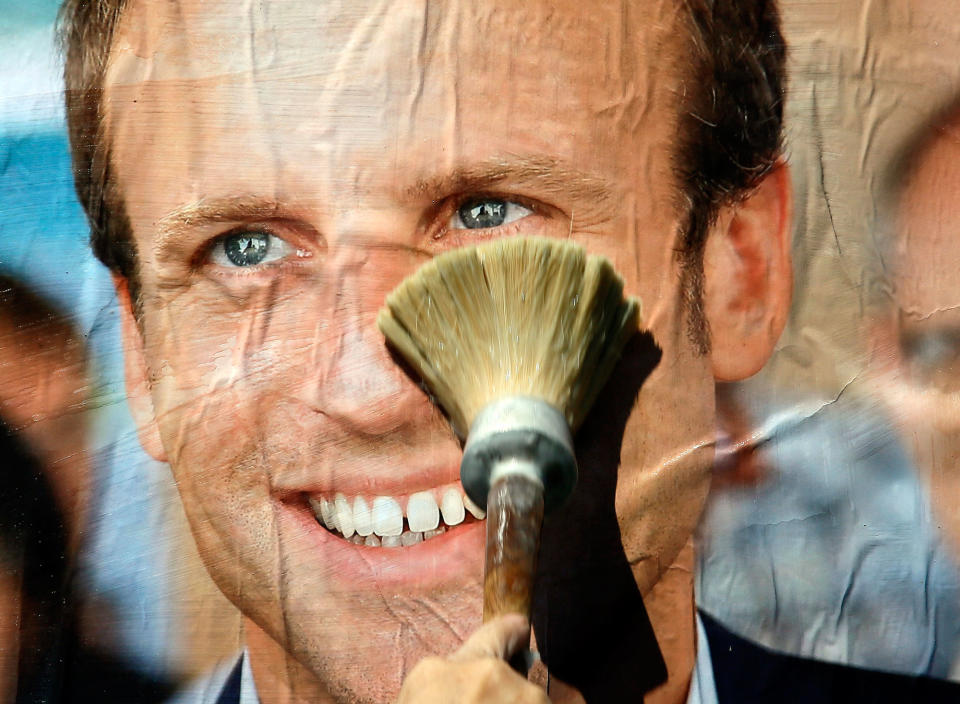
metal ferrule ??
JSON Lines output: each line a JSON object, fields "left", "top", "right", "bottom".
{"left": 460, "top": 396, "right": 577, "bottom": 514}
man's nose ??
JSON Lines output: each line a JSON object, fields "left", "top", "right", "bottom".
{"left": 314, "top": 248, "right": 437, "bottom": 436}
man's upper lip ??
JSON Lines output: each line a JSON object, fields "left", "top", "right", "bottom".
{"left": 271, "top": 457, "right": 464, "bottom": 498}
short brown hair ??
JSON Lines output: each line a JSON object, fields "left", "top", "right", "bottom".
{"left": 59, "top": 1, "right": 136, "bottom": 289}
{"left": 59, "top": 0, "right": 786, "bottom": 347}
{"left": 675, "top": 0, "right": 786, "bottom": 351}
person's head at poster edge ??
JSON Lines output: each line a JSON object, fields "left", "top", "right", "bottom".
{"left": 870, "top": 97, "right": 960, "bottom": 557}
{"left": 58, "top": 1, "right": 792, "bottom": 702}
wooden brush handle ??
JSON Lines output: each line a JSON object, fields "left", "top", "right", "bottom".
{"left": 483, "top": 472, "right": 545, "bottom": 627}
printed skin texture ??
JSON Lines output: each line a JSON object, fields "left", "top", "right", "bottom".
{"left": 104, "top": 1, "right": 790, "bottom": 701}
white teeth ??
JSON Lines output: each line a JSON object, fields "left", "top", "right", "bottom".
{"left": 401, "top": 531, "right": 424, "bottom": 546}
{"left": 440, "top": 489, "right": 465, "bottom": 526}
{"left": 372, "top": 496, "right": 403, "bottom": 537}
{"left": 311, "top": 486, "right": 485, "bottom": 543}
{"left": 309, "top": 497, "right": 337, "bottom": 530}
{"left": 407, "top": 491, "right": 440, "bottom": 532}
{"left": 335, "top": 494, "right": 355, "bottom": 538}
{"left": 319, "top": 498, "right": 336, "bottom": 530}
{"left": 463, "top": 494, "right": 486, "bottom": 520}
{"left": 353, "top": 496, "right": 373, "bottom": 537}
{"left": 308, "top": 497, "right": 324, "bottom": 525}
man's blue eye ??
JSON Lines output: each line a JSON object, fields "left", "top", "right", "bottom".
{"left": 458, "top": 199, "right": 507, "bottom": 229}
{"left": 453, "top": 198, "right": 532, "bottom": 230}
{"left": 224, "top": 233, "right": 270, "bottom": 266}
{"left": 210, "top": 231, "right": 294, "bottom": 268}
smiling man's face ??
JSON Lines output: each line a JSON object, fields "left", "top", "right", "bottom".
{"left": 106, "top": 0, "right": 721, "bottom": 700}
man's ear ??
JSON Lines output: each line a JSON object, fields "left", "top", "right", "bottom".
{"left": 114, "top": 275, "right": 168, "bottom": 461}
{"left": 704, "top": 160, "right": 793, "bottom": 382}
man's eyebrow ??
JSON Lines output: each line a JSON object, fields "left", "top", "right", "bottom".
{"left": 154, "top": 195, "right": 297, "bottom": 255}
{"left": 403, "top": 156, "right": 615, "bottom": 207}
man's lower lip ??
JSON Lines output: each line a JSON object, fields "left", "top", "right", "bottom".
{"left": 280, "top": 498, "right": 486, "bottom": 586}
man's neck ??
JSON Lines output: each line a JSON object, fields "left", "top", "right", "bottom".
{"left": 643, "top": 540, "right": 698, "bottom": 704}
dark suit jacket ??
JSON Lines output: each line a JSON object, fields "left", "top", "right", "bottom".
{"left": 215, "top": 659, "right": 243, "bottom": 704}
{"left": 702, "top": 610, "right": 960, "bottom": 703}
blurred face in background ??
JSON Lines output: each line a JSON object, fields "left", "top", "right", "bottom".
{"left": 874, "top": 109, "right": 960, "bottom": 551}
{"left": 0, "top": 282, "right": 90, "bottom": 703}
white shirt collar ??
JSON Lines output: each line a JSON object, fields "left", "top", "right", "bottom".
{"left": 240, "top": 649, "right": 261, "bottom": 704}
{"left": 686, "top": 612, "right": 719, "bottom": 704}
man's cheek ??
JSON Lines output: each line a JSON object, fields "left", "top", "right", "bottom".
{"left": 155, "top": 368, "right": 283, "bottom": 458}
{"left": 156, "top": 381, "right": 269, "bottom": 506}
{"left": 147, "top": 293, "right": 302, "bottom": 395}
{"left": 145, "top": 316, "right": 291, "bottom": 476}
{"left": 150, "top": 377, "right": 296, "bottom": 598}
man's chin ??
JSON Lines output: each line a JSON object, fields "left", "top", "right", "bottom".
{"left": 256, "top": 581, "right": 486, "bottom": 704}
{"left": 299, "top": 630, "right": 463, "bottom": 704}
{"left": 239, "top": 494, "right": 488, "bottom": 702}
{"left": 246, "top": 614, "right": 451, "bottom": 704}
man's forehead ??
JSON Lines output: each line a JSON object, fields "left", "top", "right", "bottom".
{"left": 110, "top": 1, "right": 388, "bottom": 85}
{"left": 107, "top": 0, "right": 680, "bottom": 90}
{"left": 104, "top": 0, "right": 686, "bottom": 223}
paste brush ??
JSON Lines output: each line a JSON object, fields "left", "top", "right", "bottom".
{"left": 377, "top": 236, "right": 641, "bottom": 638}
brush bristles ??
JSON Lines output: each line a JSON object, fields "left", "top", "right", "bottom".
{"left": 377, "top": 237, "right": 642, "bottom": 437}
